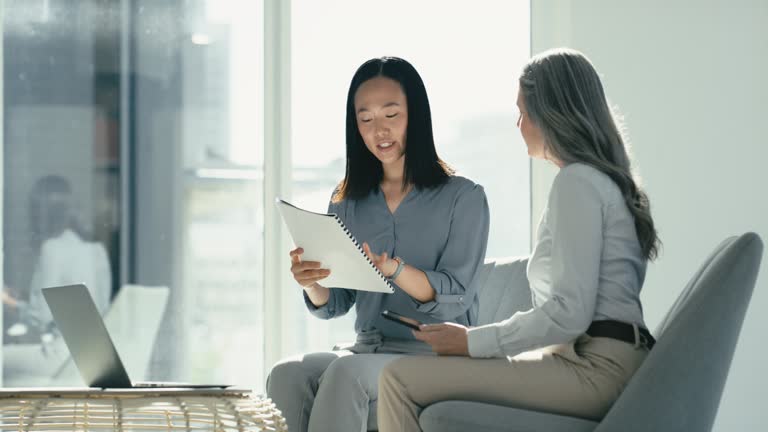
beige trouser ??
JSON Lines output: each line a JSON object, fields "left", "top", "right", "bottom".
{"left": 377, "top": 335, "right": 649, "bottom": 432}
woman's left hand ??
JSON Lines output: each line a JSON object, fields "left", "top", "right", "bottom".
{"left": 413, "top": 322, "right": 470, "bottom": 356}
{"left": 362, "top": 242, "right": 398, "bottom": 277}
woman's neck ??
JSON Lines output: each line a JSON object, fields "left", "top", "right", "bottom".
{"left": 541, "top": 150, "right": 564, "bottom": 168}
{"left": 381, "top": 158, "right": 406, "bottom": 188}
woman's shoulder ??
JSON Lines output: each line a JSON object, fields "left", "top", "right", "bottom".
{"left": 327, "top": 187, "right": 354, "bottom": 215}
{"left": 442, "top": 175, "right": 485, "bottom": 195}
{"left": 40, "top": 230, "right": 98, "bottom": 265}
{"left": 327, "top": 197, "right": 345, "bottom": 214}
{"left": 554, "top": 163, "right": 622, "bottom": 203}
{"left": 41, "top": 229, "right": 81, "bottom": 251}
{"left": 423, "top": 175, "right": 487, "bottom": 210}
{"left": 557, "top": 163, "right": 613, "bottom": 190}
{"left": 558, "top": 162, "right": 604, "bottom": 180}
{"left": 87, "top": 240, "right": 109, "bottom": 257}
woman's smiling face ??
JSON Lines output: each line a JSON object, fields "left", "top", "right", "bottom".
{"left": 354, "top": 76, "right": 409, "bottom": 166}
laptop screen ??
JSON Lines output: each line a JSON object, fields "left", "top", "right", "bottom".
{"left": 42, "top": 284, "right": 133, "bottom": 388}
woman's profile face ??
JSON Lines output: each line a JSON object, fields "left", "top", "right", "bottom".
{"left": 516, "top": 86, "right": 546, "bottom": 160}
{"left": 354, "top": 76, "right": 408, "bottom": 167}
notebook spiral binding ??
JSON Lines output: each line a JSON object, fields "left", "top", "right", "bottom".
{"left": 333, "top": 215, "right": 394, "bottom": 293}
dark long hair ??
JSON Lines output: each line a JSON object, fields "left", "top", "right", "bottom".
{"left": 520, "top": 48, "right": 661, "bottom": 260}
{"left": 333, "top": 56, "right": 453, "bottom": 202}
{"left": 28, "top": 175, "right": 88, "bottom": 250}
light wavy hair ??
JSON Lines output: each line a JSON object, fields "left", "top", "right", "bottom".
{"left": 520, "top": 48, "right": 660, "bottom": 260}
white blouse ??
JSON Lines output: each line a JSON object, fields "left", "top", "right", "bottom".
{"left": 468, "top": 163, "right": 648, "bottom": 358}
{"left": 20, "top": 229, "right": 112, "bottom": 330}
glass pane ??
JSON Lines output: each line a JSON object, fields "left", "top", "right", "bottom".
{"left": 131, "top": 0, "right": 264, "bottom": 389}
{"left": 290, "top": 0, "right": 530, "bottom": 354}
{"left": 2, "top": 0, "right": 265, "bottom": 390}
{"left": 3, "top": 0, "right": 121, "bottom": 386}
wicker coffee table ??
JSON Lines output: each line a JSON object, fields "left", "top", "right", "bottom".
{"left": 0, "top": 388, "right": 287, "bottom": 431}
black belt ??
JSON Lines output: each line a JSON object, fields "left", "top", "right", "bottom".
{"left": 586, "top": 320, "right": 656, "bottom": 350}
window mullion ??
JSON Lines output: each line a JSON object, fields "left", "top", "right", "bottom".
{"left": 263, "top": 0, "right": 292, "bottom": 376}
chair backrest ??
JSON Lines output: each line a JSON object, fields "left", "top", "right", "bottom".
{"left": 476, "top": 257, "right": 532, "bottom": 327}
{"left": 596, "top": 232, "right": 763, "bottom": 432}
{"left": 654, "top": 236, "right": 737, "bottom": 336}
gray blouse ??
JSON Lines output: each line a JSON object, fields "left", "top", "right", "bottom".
{"left": 467, "top": 163, "right": 648, "bottom": 358}
{"left": 304, "top": 176, "right": 490, "bottom": 341}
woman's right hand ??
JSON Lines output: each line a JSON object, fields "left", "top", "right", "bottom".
{"left": 290, "top": 247, "right": 331, "bottom": 289}
{"left": 2, "top": 289, "right": 18, "bottom": 307}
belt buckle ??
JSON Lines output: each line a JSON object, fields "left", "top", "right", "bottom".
{"left": 632, "top": 323, "right": 651, "bottom": 350}
{"left": 638, "top": 332, "right": 650, "bottom": 350}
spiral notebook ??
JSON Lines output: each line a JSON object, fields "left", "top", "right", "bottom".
{"left": 276, "top": 199, "right": 394, "bottom": 294}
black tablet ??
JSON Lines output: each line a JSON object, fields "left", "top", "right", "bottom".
{"left": 381, "top": 310, "right": 423, "bottom": 331}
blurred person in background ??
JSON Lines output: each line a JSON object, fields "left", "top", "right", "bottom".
{"left": 3, "top": 175, "right": 112, "bottom": 339}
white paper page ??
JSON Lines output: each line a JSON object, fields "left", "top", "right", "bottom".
{"left": 276, "top": 199, "right": 394, "bottom": 294}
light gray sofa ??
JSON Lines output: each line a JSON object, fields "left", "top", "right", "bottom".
{"left": 417, "top": 232, "right": 763, "bottom": 432}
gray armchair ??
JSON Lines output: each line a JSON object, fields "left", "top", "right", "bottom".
{"left": 418, "top": 232, "right": 763, "bottom": 432}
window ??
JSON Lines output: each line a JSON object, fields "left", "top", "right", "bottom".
{"left": 2, "top": 0, "right": 266, "bottom": 390}
{"left": 2, "top": 0, "right": 529, "bottom": 390}
{"left": 2, "top": 0, "right": 124, "bottom": 386}
{"left": 288, "top": 0, "right": 531, "bottom": 355}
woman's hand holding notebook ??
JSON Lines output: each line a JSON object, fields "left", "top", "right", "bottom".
{"left": 276, "top": 199, "right": 394, "bottom": 294}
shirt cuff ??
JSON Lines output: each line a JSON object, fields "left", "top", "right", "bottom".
{"left": 467, "top": 324, "right": 502, "bottom": 358}
{"left": 412, "top": 292, "right": 466, "bottom": 312}
{"left": 423, "top": 269, "right": 450, "bottom": 296}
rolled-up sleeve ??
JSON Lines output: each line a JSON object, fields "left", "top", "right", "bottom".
{"left": 467, "top": 173, "right": 603, "bottom": 358}
{"left": 303, "top": 287, "right": 356, "bottom": 319}
{"left": 418, "top": 184, "right": 490, "bottom": 320}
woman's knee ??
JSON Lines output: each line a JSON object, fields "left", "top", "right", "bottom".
{"left": 319, "top": 354, "right": 385, "bottom": 397}
{"left": 378, "top": 358, "right": 407, "bottom": 393}
{"left": 267, "top": 358, "right": 307, "bottom": 395}
{"left": 320, "top": 355, "right": 363, "bottom": 387}
{"left": 267, "top": 352, "right": 339, "bottom": 395}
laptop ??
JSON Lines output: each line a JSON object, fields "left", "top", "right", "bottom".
{"left": 42, "top": 284, "right": 231, "bottom": 389}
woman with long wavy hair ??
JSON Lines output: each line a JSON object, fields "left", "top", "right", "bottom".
{"left": 378, "top": 48, "right": 661, "bottom": 431}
